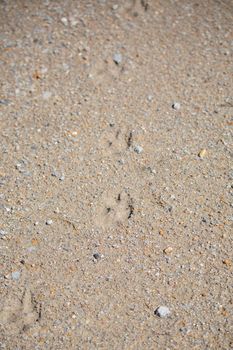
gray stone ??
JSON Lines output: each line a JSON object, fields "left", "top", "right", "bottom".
{"left": 12, "top": 271, "right": 21, "bottom": 281}
{"left": 0, "top": 99, "right": 10, "bottom": 105}
{"left": 113, "top": 53, "right": 122, "bottom": 65}
{"left": 93, "top": 253, "right": 101, "bottom": 261}
{"left": 134, "top": 145, "right": 143, "bottom": 154}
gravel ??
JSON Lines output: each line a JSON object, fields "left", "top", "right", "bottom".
{"left": 0, "top": 1, "right": 232, "bottom": 349}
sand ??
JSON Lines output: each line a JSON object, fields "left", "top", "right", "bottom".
{"left": 0, "top": 0, "right": 232, "bottom": 349}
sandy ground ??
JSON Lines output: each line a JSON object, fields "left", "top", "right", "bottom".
{"left": 0, "top": 0, "right": 233, "bottom": 349}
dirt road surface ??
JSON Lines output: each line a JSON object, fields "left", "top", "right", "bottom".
{"left": 0, "top": 1, "right": 233, "bottom": 349}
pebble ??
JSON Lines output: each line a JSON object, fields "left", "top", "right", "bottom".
{"left": 179, "top": 327, "right": 190, "bottom": 334}
{"left": 46, "top": 219, "right": 53, "bottom": 225}
{"left": 155, "top": 306, "right": 171, "bottom": 318}
{"left": 223, "top": 259, "right": 232, "bottom": 267}
{"left": 172, "top": 102, "right": 181, "bottom": 110}
{"left": 147, "top": 95, "right": 153, "bottom": 102}
{"left": 61, "top": 17, "right": 68, "bottom": 26}
{"left": 163, "top": 246, "right": 173, "bottom": 255}
{"left": 198, "top": 149, "right": 207, "bottom": 158}
{"left": 51, "top": 170, "right": 59, "bottom": 177}
{"left": 134, "top": 145, "right": 143, "bottom": 154}
{"left": 113, "top": 53, "right": 122, "bottom": 65}
{"left": 93, "top": 253, "right": 101, "bottom": 261}
{"left": 51, "top": 171, "right": 64, "bottom": 181}
{"left": 0, "top": 229, "right": 7, "bottom": 236}
{"left": 12, "top": 271, "right": 21, "bottom": 281}
{"left": 0, "top": 99, "right": 10, "bottom": 105}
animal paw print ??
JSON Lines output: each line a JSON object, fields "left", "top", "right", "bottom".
{"left": 0, "top": 288, "right": 41, "bottom": 334}
{"left": 95, "top": 190, "right": 134, "bottom": 227}
{"left": 99, "top": 126, "right": 133, "bottom": 156}
{"left": 118, "top": 0, "right": 149, "bottom": 17}
{"left": 88, "top": 56, "right": 121, "bottom": 86}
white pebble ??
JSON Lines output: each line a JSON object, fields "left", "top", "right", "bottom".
{"left": 172, "top": 102, "right": 181, "bottom": 110}
{"left": 61, "top": 17, "right": 68, "bottom": 26}
{"left": 155, "top": 306, "right": 171, "bottom": 318}
{"left": 46, "top": 219, "right": 53, "bottom": 225}
{"left": 134, "top": 145, "right": 143, "bottom": 154}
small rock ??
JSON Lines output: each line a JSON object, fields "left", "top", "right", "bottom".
{"left": 46, "top": 219, "right": 53, "bottom": 225}
{"left": 147, "top": 95, "right": 153, "bottom": 102}
{"left": 159, "top": 229, "right": 165, "bottom": 236}
{"left": 93, "top": 253, "right": 101, "bottom": 261}
{"left": 198, "top": 149, "right": 207, "bottom": 158}
{"left": 112, "top": 4, "right": 118, "bottom": 10}
{"left": 113, "top": 53, "right": 122, "bottom": 65}
{"left": 0, "top": 229, "right": 7, "bottom": 236}
{"left": 0, "top": 99, "right": 10, "bottom": 105}
{"left": 51, "top": 170, "right": 59, "bottom": 177}
{"left": 118, "top": 159, "right": 125, "bottom": 165}
{"left": 61, "top": 17, "right": 68, "bottom": 26}
{"left": 52, "top": 170, "right": 65, "bottom": 181}
{"left": 12, "top": 271, "right": 21, "bottom": 281}
{"left": 155, "top": 306, "right": 171, "bottom": 318}
{"left": 179, "top": 327, "right": 190, "bottom": 334}
{"left": 223, "top": 259, "right": 232, "bottom": 267}
{"left": 163, "top": 247, "right": 173, "bottom": 255}
{"left": 134, "top": 145, "right": 143, "bottom": 154}
{"left": 172, "top": 102, "right": 181, "bottom": 110}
